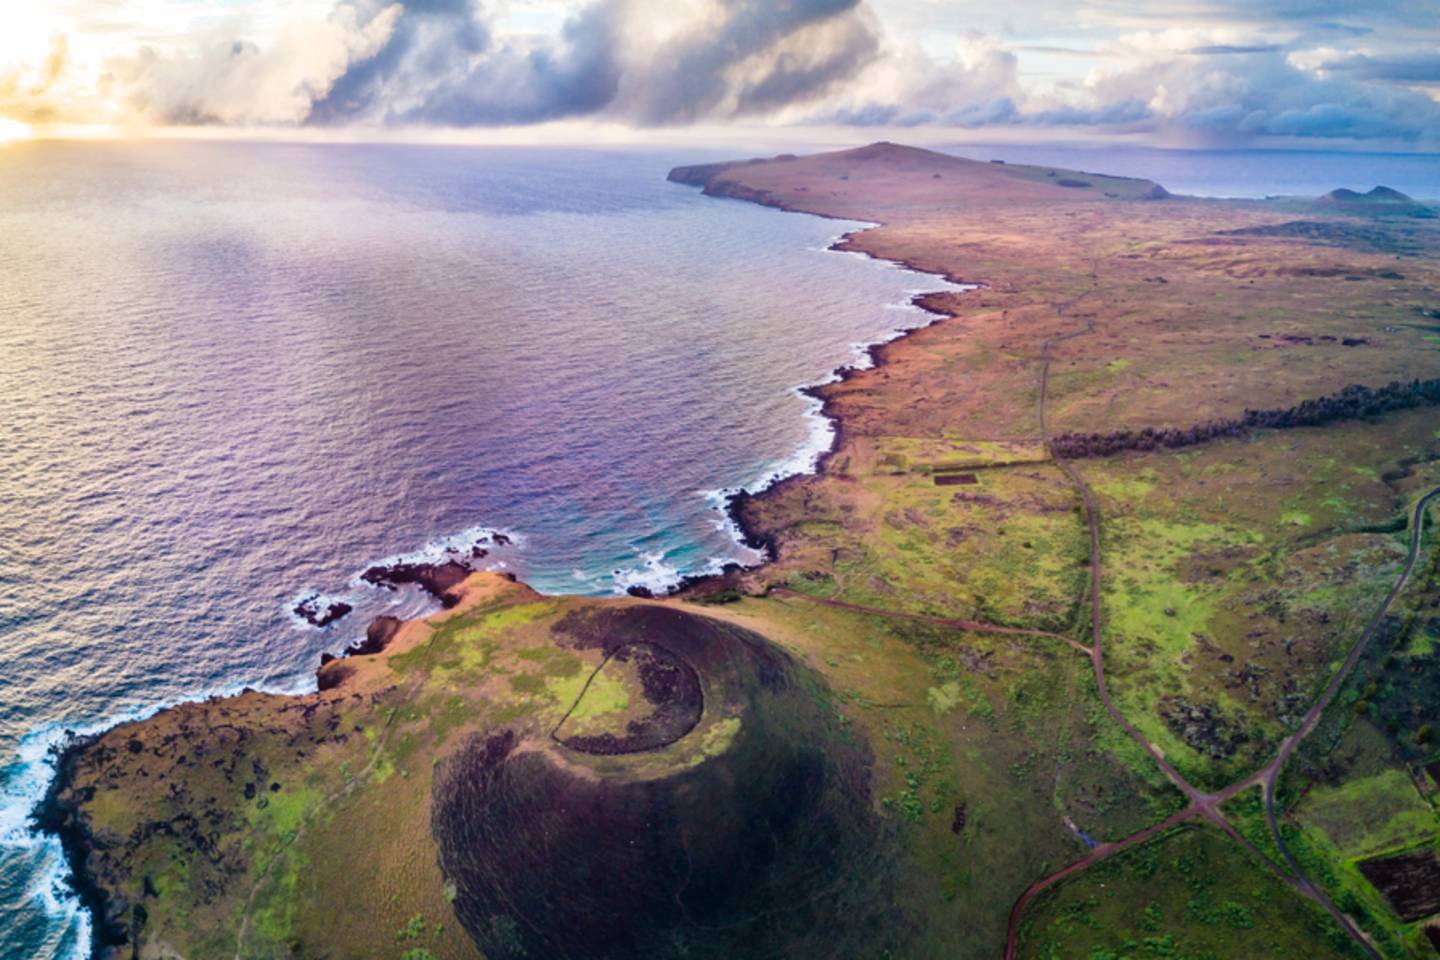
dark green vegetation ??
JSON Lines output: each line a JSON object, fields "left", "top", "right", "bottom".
{"left": 1018, "top": 826, "right": 1368, "bottom": 959}
{"left": 43, "top": 144, "right": 1440, "bottom": 958}
{"left": 1052, "top": 378, "right": 1440, "bottom": 460}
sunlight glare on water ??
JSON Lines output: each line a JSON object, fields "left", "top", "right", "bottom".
{"left": 0, "top": 140, "right": 957, "bottom": 956}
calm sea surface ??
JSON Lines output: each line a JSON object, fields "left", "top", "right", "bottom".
{"left": 0, "top": 140, "right": 956, "bottom": 957}
{"left": 1, "top": 140, "right": 1434, "bottom": 958}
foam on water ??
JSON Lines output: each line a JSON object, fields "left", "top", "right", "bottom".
{"left": 348, "top": 525, "right": 527, "bottom": 581}
{"left": 0, "top": 665, "right": 325, "bottom": 960}
{"left": 0, "top": 142, "right": 952, "bottom": 955}
{"left": 693, "top": 234, "right": 976, "bottom": 573}
{"left": 5, "top": 141, "right": 1413, "bottom": 957}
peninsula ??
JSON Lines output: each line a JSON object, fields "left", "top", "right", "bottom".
{"left": 41, "top": 143, "right": 1440, "bottom": 959}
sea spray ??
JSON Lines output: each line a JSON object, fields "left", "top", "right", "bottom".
{"left": 688, "top": 230, "right": 977, "bottom": 588}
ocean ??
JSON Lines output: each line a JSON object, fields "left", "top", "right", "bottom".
{"left": 0, "top": 140, "right": 959, "bottom": 957}
{"left": 1, "top": 139, "right": 1435, "bottom": 958}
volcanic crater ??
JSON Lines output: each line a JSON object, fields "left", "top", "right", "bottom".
{"left": 429, "top": 605, "right": 901, "bottom": 960}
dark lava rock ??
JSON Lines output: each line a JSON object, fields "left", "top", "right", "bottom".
{"left": 351, "top": 615, "right": 402, "bottom": 657}
{"left": 431, "top": 605, "right": 901, "bottom": 960}
{"left": 316, "top": 616, "right": 404, "bottom": 688}
{"left": 624, "top": 585, "right": 655, "bottom": 599}
{"left": 1158, "top": 696, "right": 1250, "bottom": 760}
{"left": 360, "top": 559, "right": 473, "bottom": 607}
{"left": 293, "top": 595, "right": 353, "bottom": 627}
{"left": 315, "top": 662, "right": 354, "bottom": 692}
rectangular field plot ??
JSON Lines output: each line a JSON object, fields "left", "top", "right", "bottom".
{"left": 1358, "top": 847, "right": 1440, "bottom": 923}
{"left": 1299, "top": 768, "right": 1438, "bottom": 861}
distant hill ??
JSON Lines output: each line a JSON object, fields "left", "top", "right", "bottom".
{"left": 1318, "top": 185, "right": 1434, "bottom": 217}
{"left": 1324, "top": 185, "right": 1414, "bottom": 204}
{"left": 669, "top": 141, "right": 1170, "bottom": 214}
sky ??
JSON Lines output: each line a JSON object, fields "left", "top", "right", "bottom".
{"left": 0, "top": 0, "right": 1437, "bottom": 147}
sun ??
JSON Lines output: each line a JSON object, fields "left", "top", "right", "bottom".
{"left": 0, "top": 117, "right": 32, "bottom": 143}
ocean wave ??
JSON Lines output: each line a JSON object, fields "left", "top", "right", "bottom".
{"left": 0, "top": 733, "right": 90, "bottom": 960}
{"left": 1, "top": 667, "right": 320, "bottom": 960}
{"left": 5, "top": 184, "right": 972, "bottom": 958}
{"left": 350, "top": 524, "right": 525, "bottom": 587}
{"left": 610, "top": 551, "right": 732, "bottom": 596}
{"left": 611, "top": 552, "right": 685, "bottom": 595}
{"left": 696, "top": 227, "right": 976, "bottom": 571}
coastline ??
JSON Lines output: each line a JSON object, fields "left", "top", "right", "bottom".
{"left": 28, "top": 142, "right": 1440, "bottom": 960}
{"left": 28, "top": 161, "right": 975, "bottom": 959}
{"left": 689, "top": 221, "right": 978, "bottom": 592}
{"left": 33, "top": 735, "right": 115, "bottom": 951}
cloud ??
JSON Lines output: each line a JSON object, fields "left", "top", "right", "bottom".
{"left": 611, "top": 0, "right": 880, "bottom": 124}
{"left": 1188, "top": 44, "right": 1285, "bottom": 55}
{"left": 1078, "top": 44, "right": 1440, "bottom": 141}
{"left": 810, "top": 33, "right": 1023, "bottom": 126}
{"left": 3, "top": 0, "right": 1439, "bottom": 144}
{"left": 108, "top": 4, "right": 403, "bottom": 125}
{"left": 88, "top": 0, "right": 882, "bottom": 128}
{"left": 1294, "top": 48, "right": 1440, "bottom": 84}
{"left": 0, "top": 35, "right": 69, "bottom": 123}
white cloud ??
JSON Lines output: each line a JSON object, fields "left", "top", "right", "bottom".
{"left": 0, "top": 0, "right": 1437, "bottom": 143}
{"left": 108, "top": 4, "right": 402, "bottom": 124}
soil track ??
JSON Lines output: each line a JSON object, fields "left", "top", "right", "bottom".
{"left": 1256, "top": 486, "right": 1440, "bottom": 956}
{"left": 671, "top": 160, "right": 1435, "bottom": 959}
{"left": 1003, "top": 283, "right": 1439, "bottom": 959}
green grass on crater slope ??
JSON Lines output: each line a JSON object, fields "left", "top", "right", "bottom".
{"left": 55, "top": 572, "right": 1189, "bottom": 959}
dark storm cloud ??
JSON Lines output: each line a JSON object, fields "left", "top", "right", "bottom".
{"left": 732, "top": 20, "right": 881, "bottom": 117}
{"left": 382, "top": 1, "right": 621, "bottom": 126}
{"left": 619, "top": 0, "right": 880, "bottom": 123}
{"left": 68, "top": 0, "right": 1440, "bottom": 144}
{"left": 306, "top": 0, "right": 495, "bottom": 124}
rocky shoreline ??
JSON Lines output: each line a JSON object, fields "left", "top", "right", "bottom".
{"left": 33, "top": 142, "right": 1440, "bottom": 960}
{"left": 34, "top": 733, "right": 130, "bottom": 955}
{"left": 668, "top": 162, "right": 972, "bottom": 601}
{"left": 37, "top": 150, "right": 974, "bottom": 957}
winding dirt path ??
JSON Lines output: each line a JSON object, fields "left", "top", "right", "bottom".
{"left": 1003, "top": 807, "right": 1203, "bottom": 960}
{"left": 1036, "top": 292, "right": 1207, "bottom": 802}
{"left": 1002, "top": 284, "right": 1438, "bottom": 959}
{"left": 1255, "top": 486, "right": 1440, "bottom": 959}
